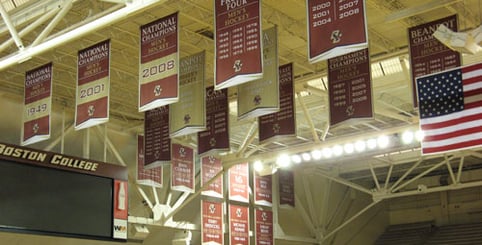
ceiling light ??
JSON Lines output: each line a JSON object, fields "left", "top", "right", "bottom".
{"left": 333, "top": 145, "right": 343, "bottom": 156}
{"left": 301, "top": 152, "right": 311, "bottom": 162}
{"left": 322, "top": 148, "right": 333, "bottom": 158}
{"left": 415, "top": 130, "right": 425, "bottom": 142}
{"left": 311, "top": 149, "right": 322, "bottom": 160}
{"left": 276, "top": 154, "right": 291, "bottom": 168}
{"left": 401, "top": 131, "right": 414, "bottom": 144}
{"left": 355, "top": 140, "right": 366, "bottom": 152}
{"left": 344, "top": 143, "right": 354, "bottom": 154}
{"left": 366, "top": 138, "right": 377, "bottom": 149}
{"left": 291, "top": 154, "right": 302, "bottom": 164}
{"left": 253, "top": 160, "right": 263, "bottom": 172}
{"left": 377, "top": 135, "right": 390, "bottom": 149}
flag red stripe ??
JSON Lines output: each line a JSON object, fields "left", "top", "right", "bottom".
{"left": 423, "top": 138, "right": 482, "bottom": 154}
{"left": 421, "top": 114, "right": 481, "bottom": 130}
{"left": 462, "top": 63, "right": 482, "bottom": 73}
{"left": 423, "top": 125, "right": 482, "bottom": 142}
{"left": 464, "top": 100, "right": 482, "bottom": 110}
{"left": 464, "top": 88, "right": 482, "bottom": 97}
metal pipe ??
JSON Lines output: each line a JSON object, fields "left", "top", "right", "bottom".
{"left": 0, "top": 2, "right": 24, "bottom": 50}
{"left": 0, "top": 0, "right": 166, "bottom": 70}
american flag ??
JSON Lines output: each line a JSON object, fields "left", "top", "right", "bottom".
{"left": 416, "top": 63, "right": 482, "bottom": 155}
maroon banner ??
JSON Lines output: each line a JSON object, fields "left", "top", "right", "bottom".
{"left": 22, "top": 63, "right": 53, "bottom": 146}
{"left": 75, "top": 39, "right": 110, "bottom": 130}
{"left": 171, "top": 143, "right": 195, "bottom": 193}
{"left": 229, "top": 204, "right": 249, "bottom": 245}
{"left": 202, "top": 200, "right": 224, "bottom": 245}
{"left": 229, "top": 162, "right": 249, "bottom": 203}
{"left": 258, "top": 63, "right": 296, "bottom": 143}
{"left": 254, "top": 173, "right": 272, "bottom": 207}
{"left": 201, "top": 155, "right": 224, "bottom": 198}
{"left": 214, "top": 0, "right": 263, "bottom": 89}
{"left": 198, "top": 86, "right": 229, "bottom": 156}
{"left": 139, "top": 12, "right": 179, "bottom": 111}
{"left": 409, "top": 14, "right": 461, "bottom": 107}
{"left": 328, "top": 48, "right": 373, "bottom": 126}
{"left": 307, "top": 0, "right": 368, "bottom": 62}
{"left": 137, "top": 135, "right": 163, "bottom": 188}
{"left": 144, "top": 106, "right": 170, "bottom": 169}
{"left": 278, "top": 169, "right": 294, "bottom": 208}
{"left": 255, "top": 209, "right": 273, "bottom": 245}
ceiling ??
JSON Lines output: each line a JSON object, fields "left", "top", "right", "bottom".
{"left": 2, "top": 0, "right": 482, "bottom": 244}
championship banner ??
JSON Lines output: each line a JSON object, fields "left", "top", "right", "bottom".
{"left": 307, "top": 0, "right": 368, "bottom": 62}
{"left": 327, "top": 48, "right": 373, "bottom": 126}
{"left": 409, "top": 15, "right": 461, "bottom": 107}
{"left": 202, "top": 200, "right": 224, "bottom": 245}
{"left": 170, "top": 51, "right": 206, "bottom": 138}
{"left": 254, "top": 172, "right": 272, "bottom": 207}
{"left": 278, "top": 169, "right": 294, "bottom": 208}
{"left": 136, "top": 135, "right": 163, "bottom": 188}
{"left": 238, "top": 26, "right": 279, "bottom": 120}
{"left": 22, "top": 63, "right": 53, "bottom": 146}
{"left": 75, "top": 39, "right": 110, "bottom": 130}
{"left": 139, "top": 12, "right": 179, "bottom": 112}
{"left": 214, "top": 0, "right": 263, "bottom": 89}
{"left": 255, "top": 209, "right": 273, "bottom": 245}
{"left": 144, "top": 106, "right": 170, "bottom": 169}
{"left": 171, "top": 143, "right": 195, "bottom": 193}
{"left": 198, "top": 86, "right": 229, "bottom": 156}
{"left": 228, "top": 162, "right": 249, "bottom": 203}
{"left": 201, "top": 155, "right": 224, "bottom": 198}
{"left": 258, "top": 63, "right": 296, "bottom": 143}
{"left": 229, "top": 204, "right": 249, "bottom": 245}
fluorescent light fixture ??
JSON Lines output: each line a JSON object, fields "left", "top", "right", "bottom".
{"left": 344, "top": 143, "right": 354, "bottom": 154}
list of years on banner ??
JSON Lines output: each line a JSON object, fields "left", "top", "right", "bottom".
{"left": 411, "top": 54, "right": 459, "bottom": 78}
{"left": 332, "top": 76, "right": 368, "bottom": 107}
{"left": 218, "top": 9, "right": 259, "bottom": 60}
{"left": 310, "top": 0, "right": 362, "bottom": 28}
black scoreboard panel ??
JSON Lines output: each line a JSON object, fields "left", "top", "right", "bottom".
{"left": 0, "top": 142, "right": 128, "bottom": 241}
{"left": 0, "top": 159, "right": 113, "bottom": 239}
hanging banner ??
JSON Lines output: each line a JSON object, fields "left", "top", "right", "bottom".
{"left": 278, "top": 169, "right": 294, "bottom": 208}
{"left": 238, "top": 26, "right": 279, "bottom": 120}
{"left": 409, "top": 14, "right": 461, "bottom": 107}
{"left": 144, "top": 106, "right": 170, "bottom": 169}
{"left": 139, "top": 12, "right": 179, "bottom": 112}
{"left": 171, "top": 143, "right": 195, "bottom": 193}
{"left": 136, "top": 135, "right": 163, "bottom": 188}
{"left": 214, "top": 0, "right": 263, "bottom": 89}
{"left": 229, "top": 162, "right": 249, "bottom": 203}
{"left": 201, "top": 155, "right": 224, "bottom": 199}
{"left": 258, "top": 63, "right": 296, "bottom": 143}
{"left": 170, "top": 51, "right": 206, "bottom": 138}
{"left": 75, "top": 39, "right": 110, "bottom": 130}
{"left": 229, "top": 204, "right": 249, "bottom": 245}
{"left": 201, "top": 200, "right": 224, "bottom": 245}
{"left": 198, "top": 86, "right": 230, "bottom": 156}
{"left": 22, "top": 63, "right": 53, "bottom": 146}
{"left": 328, "top": 48, "right": 373, "bottom": 126}
{"left": 254, "top": 173, "right": 272, "bottom": 207}
{"left": 255, "top": 209, "right": 273, "bottom": 245}
{"left": 307, "top": 0, "right": 368, "bottom": 62}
